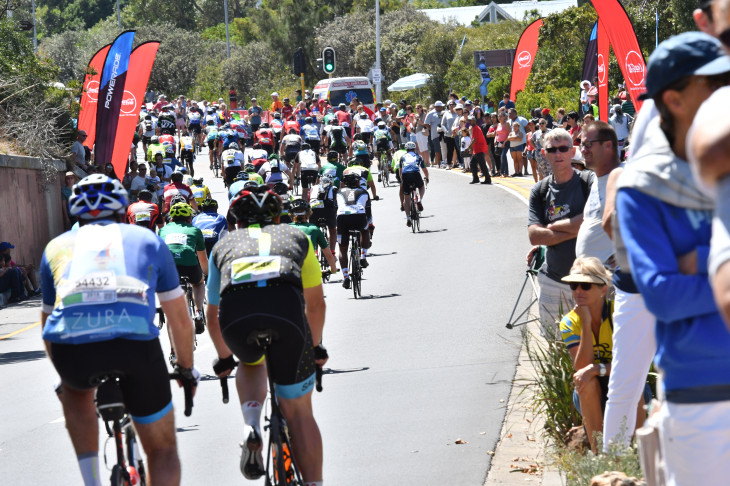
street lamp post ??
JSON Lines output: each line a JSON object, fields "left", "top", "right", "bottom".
{"left": 32, "top": 0, "right": 37, "bottom": 50}
{"left": 375, "top": 0, "right": 381, "bottom": 103}
{"left": 223, "top": 0, "right": 231, "bottom": 58}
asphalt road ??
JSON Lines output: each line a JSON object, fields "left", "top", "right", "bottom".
{"left": 0, "top": 145, "right": 532, "bottom": 485}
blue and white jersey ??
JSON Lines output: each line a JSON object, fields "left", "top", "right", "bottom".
{"left": 399, "top": 152, "right": 424, "bottom": 174}
{"left": 302, "top": 123, "right": 320, "bottom": 141}
{"left": 41, "top": 221, "right": 182, "bottom": 344}
{"left": 192, "top": 211, "right": 228, "bottom": 242}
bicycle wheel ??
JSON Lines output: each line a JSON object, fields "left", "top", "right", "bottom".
{"left": 410, "top": 197, "right": 417, "bottom": 234}
{"left": 268, "top": 416, "right": 297, "bottom": 485}
{"left": 349, "top": 242, "right": 360, "bottom": 299}
{"left": 110, "top": 464, "right": 128, "bottom": 486}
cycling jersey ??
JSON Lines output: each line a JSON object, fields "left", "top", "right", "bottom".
{"left": 284, "top": 120, "right": 299, "bottom": 133}
{"left": 205, "top": 113, "right": 220, "bottom": 126}
{"left": 147, "top": 143, "right": 165, "bottom": 161}
{"left": 187, "top": 110, "right": 202, "bottom": 126}
{"left": 141, "top": 118, "right": 156, "bottom": 137}
{"left": 260, "top": 159, "right": 288, "bottom": 184}
{"left": 336, "top": 187, "right": 369, "bottom": 216}
{"left": 302, "top": 123, "right": 320, "bottom": 141}
{"left": 221, "top": 149, "right": 244, "bottom": 168}
{"left": 159, "top": 222, "right": 205, "bottom": 267}
{"left": 400, "top": 152, "right": 425, "bottom": 174}
{"left": 162, "top": 182, "right": 193, "bottom": 213}
{"left": 391, "top": 149, "right": 406, "bottom": 172}
{"left": 247, "top": 148, "right": 269, "bottom": 167}
{"left": 127, "top": 200, "right": 161, "bottom": 229}
{"left": 335, "top": 111, "right": 350, "bottom": 127}
{"left": 255, "top": 129, "right": 275, "bottom": 147}
{"left": 282, "top": 134, "right": 302, "bottom": 153}
{"left": 290, "top": 222, "right": 328, "bottom": 252}
{"left": 158, "top": 113, "right": 176, "bottom": 134}
{"left": 356, "top": 117, "right": 374, "bottom": 134}
{"left": 310, "top": 184, "right": 337, "bottom": 210}
{"left": 190, "top": 184, "right": 211, "bottom": 206}
{"left": 206, "top": 127, "right": 219, "bottom": 142}
{"left": 329, "top": 126, "right": 347, "bottom": 149}
{"left": 192, "top": 211, "right": 228, "bottom": 243}
{"left": 219, "top": 130, "right": 239, "bottom": 150}
{"left": 319, "top": 161, "right": 346, "bottom": 188}
{"left": 297, "top": 149, "right": 319, "bottom": 171}
{"left": 374, "top": 128, "right": 392, "bottom": 150}
{"left": 180, "top": 136, "right": 194, "bottom": 152}
{"left": 40, "top": 221, "right": 181, "bottom": 344}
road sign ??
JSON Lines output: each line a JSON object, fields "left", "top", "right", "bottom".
{"left": 473, "top": 49, "right": 516, "bottom": 69}
{"left": 18, "top": 20, "right": 34, "bottom": 31}
{"left": 372, "top": 68, "right": 382, "bottom": 84}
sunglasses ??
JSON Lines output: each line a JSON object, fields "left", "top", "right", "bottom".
{"left": 545, "top": 145, "right": 572, "bottom": 153}
{"left": 569, "top": 282, "right": 599, "bottom": 291}
{"left": 580, "top": 139, "right": 610, "bottom": 150}
{"left": 720, "top": 28, "right": 730, "bottom": 50}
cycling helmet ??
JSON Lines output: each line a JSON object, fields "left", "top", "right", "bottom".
{"left": 199, "top": 198, "right": 218, "bottom": 212}
{"left": 272, "top": 182, "right": 289, "bottom": 196}
{"left": 169, "top": 194, "right": 187, "bottom": 207}
{"left": 69, "top": 174, "right": 129, "bottom": 220}
{"left": 304, "top": 117, "right": 313, "bottom": 124}
{"left": 234, "top": 171, "right": 250, "bottom": 182}
{"left": 207, "top": 107, "right": 215, "bottom": 114}
{"left": 151, "top": 135, "right": 159, "bottom": 144}
{"left": 327, "top": 151, "right": 339, "bottom": 163}
{"left": 330, "top": 119, "right": 338, "bottom": 126}
{"left": 169, "top": 202, "right": 194, "bottom": 219}
{"left": 268, "top": 153, "right": 280, "bottom": 161}
{"left": 347, "top": 157, "right": 361, "bottom": 167}
{"left": 301, "top": 143, "right": 311, "bottom": 150}
{"left": 377, "top": 122, "right": 386, "bottom": 129}
{"left": 341, "top": 173, "right": 361, "bottom": 189}
{"left": 373, "top": 117, "right": 383, "bottom": 125}
{"left": 354, "top": 141, "right": 368, "bottom": 155}
{"left": 192, "top": 177, "right": 204, "bottom": 185}
{"left": 405, "top": 141, "right": 417, "bottom": 151}
{"left": 320, "top": 175, "right": 333, "bottom": 189}
{"left": 174, "top": 166, "right": 187, "bottom": 173}
{"left": 243, "top": 180, "right": 258, "bottom": 189}
{"left": 273, "top": 113, "right": 281, "bottom": 119}
{"left": 244, "top": 163, "right": 256, "bottom": 173}
{"left": 290, "top": 198, "right": 310, "bottom": 214}
{"left": 229, "top": 142, "right": 239, "bottom": 150}
{"left": 260, "top": 122, "right": 270, "bottom": 128}
{"left": 229, "top": 185, "right": 282, "bottom": 224}
{"left": 165, "top": 145, "right": 175, "bottom": 154}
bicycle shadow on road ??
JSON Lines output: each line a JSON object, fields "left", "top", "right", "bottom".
{"left": 416, "top": 228, "right": 448, "bottom": 234}
{"left": 367, "top": 251, "right": 398, "bottom": 257}
{"left": 322, "top": 366, "right": 369, "bottom": 376}
{"left": 0, "top": 350, "right": 47, "bottom": 365}
{"left": 354, "top": 293, "right": 401, "bottom": 300}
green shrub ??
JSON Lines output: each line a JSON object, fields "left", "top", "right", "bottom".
{"left": 555, "top": 434, "right": 644, "bottom": 486}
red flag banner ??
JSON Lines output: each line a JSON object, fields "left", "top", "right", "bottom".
{"left": 78, "top": 44, "right": 111, "bottom": 150}
{"left": 597, "top": 20, "right": 610, "bottom": 121}
{"left": 110, "top": 41, "right": 160, "bottom": 179}
{"left": 591, "top": 0, "right": 646, "bottom": 112}
{"left": 510, "top": 18, "right": 543, "bottom": 102}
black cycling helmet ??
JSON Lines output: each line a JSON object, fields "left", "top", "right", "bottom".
{"left": 199, "top": 198, "right": 218, "bottom": 212}
{"left": 290, "top": 198, "right": 310, "bottom": 214}
{"left": 234, "top": 171, "right": 250, "bottom": 182}
{"left": 272, "top": 182, "right": 289, "bottom": 196}
{"left": 304, "top": 117, "right": 313, "bottom": 124}
{"left": 229, "top": 185, "right": 282, "bottom": 225}
{"left": 244, "top": 163, "right": 256, "bottom": 173}
{"left": 347, "top": 157, "right": 361, "bottom": 167}
{"left": 327, "top": 151, "right": 339, "bottom": 163}
{"left": 192, "top": 177, "right": 204, "bottom": 186}
{"left": 301, "top": 142, "right": 311, "bottom": 150}
{"left": 169, "top": 194, "right": 187, "bottom": 207}
{"left": 259, "top": 122, "right": 269, "bottom": 129}
{"left": 342, "top": 173, "right": 361, "bottom": 189}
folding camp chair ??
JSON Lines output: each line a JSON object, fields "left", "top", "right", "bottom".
{"left": 505, "top": 246, "right": 545, "bottom": 329}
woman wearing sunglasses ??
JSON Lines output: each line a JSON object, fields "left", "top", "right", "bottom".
{"left": 559, "top": 257, "right": 651, "bottom": 453}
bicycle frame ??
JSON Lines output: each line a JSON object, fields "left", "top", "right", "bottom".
{"left": 348, "top": 230, "right": 362, "bottom": 298}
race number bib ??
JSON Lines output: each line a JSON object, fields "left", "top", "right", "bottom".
{"left": 165, "top": 233, "right": 188, "bottom": 246}
{"left": 61, "top": 271, "right": 117, "bottom": 307}
{"left": 135, "top": 212, "right": 151, "bottom": 222}
{"left": 201, "top": 229, "right": 215, "bottom": 238}
{"left": 231, "top": 256, "right": 282, "bottom": 284}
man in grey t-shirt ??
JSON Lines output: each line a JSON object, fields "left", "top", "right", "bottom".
{"left": 440, "top": 100, "right": 459, "bottom": 168}
{"left": 424, "top": 101, "right": 444, "bottom": 167}
{"left": 528, "top": 129, "right": 593, "bottom": 329}
{"left": 71, "top": 130, "right": 90, "bottom": 172}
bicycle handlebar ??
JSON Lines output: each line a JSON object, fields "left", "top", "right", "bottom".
{"left": 169, "top": 369, "right": 195, "bottom": 417}
{"left": 213, "top": 355, "right": 238, "bottom": 404}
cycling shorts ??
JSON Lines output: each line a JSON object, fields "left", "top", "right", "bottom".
{"left": 50, "top": 338, "right": 173, "bottom": 423}
{"left": 180, "top": 150, "right": 194, "bottom": 163}
{"left": 142, "top": 135, "right": 152, "bottom": 145}
{"left": 336, "top": 213, "right": 368, "bottom": 236}
{"left": 310, "top": 207, "right": 336, "bottom": 230}
{"left": 218, "top": 286, "right": 316, "bottom": 399}
{"left": 190, "top": 124, "right": 202, "bottom": 135}
{"left": 301, "top": 169, "right": 319, "bottom": 189}
{"left": 262, "top": 145, "right": 274, "bottom": 156}
{"left": 207, "top": 140, "right": 216, "bottom": 150}
{"left": 306, "top": 140, "right": 320, "bottom": 154}
{"left": 376, "top": 140, "right": 390, "bottom": 153}
{"left": 224, "top": 166, "right": 242, "bottom": 187}
{"left": 360, "top": 132, "right": 372, "bottom": 144}
{"left": 401, "top": 172, "right": 424, "bottom": 194}
{"left": 204, "top": 238, "right": 217, "bottom": 258}
{"left": 160, "top": 127, "right": 174, "bottom": 136}
{"left": 284, "top": 150, "right": 299, "bottom": 164}
{"left": 331, "top": 141, "right": 347, "bottom": 154}
{"left": 176, "top": 264, "right": 203, "bottom": 285}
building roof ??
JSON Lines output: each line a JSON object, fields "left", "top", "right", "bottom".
{"left": 418, "top": 0, "right": 578, "bottom": 26}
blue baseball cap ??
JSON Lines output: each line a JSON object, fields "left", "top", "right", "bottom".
{"left": 0, "top": 242, "right": 14, "bottom": 251}
{"left": 641, "top": 31, "right": 730, "bottom": 100}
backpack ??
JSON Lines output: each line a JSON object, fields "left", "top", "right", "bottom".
{"left": 536, "top": 169, "right": 592, "bottom": 207}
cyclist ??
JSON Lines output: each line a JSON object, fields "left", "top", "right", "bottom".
{"left": 190, "top": 177, "right": 211, "bottom": 207}
{"left": 270, "top": 113, "right": 284, "bottom": 152}
{"left": 280, "top": 128, "right": 302, "bottom": 166}
{"left": 392, "top": 144, "right": 407, "bottom": 207}
{"left": 247, "top": 143, "right": 270, "bottom": 172}
{"left": 179, "top": 130, "right": 196, "bottom": 176}
{"left": 147, "top": 135, "right": 165, "bottom": 163}
{"left": 399, "top": 141, "right": 429, "bottom": 227}
{"left": 221, "top": 141, "right": 244, "bottom": 187}
{"left": 162, "top": 144, "right": 181, "bottom": 173}
{"left": 126, "top": 189, "right": 163, "bottom": 231}
{"left": 41, "top": 174, "right": 196, "bottom": 486}
{"left": 354, "top": 108, "right": 375, "bottom": 151}
{"left": 242, "top": 163, "right": 265, "bottom": 184}
{"left": 301, "top": 116, "right": 321, "bottom": 155}
{"left": 159, "top": 202, "right": 208, "bottom": 334}
{"left": 205, "top": 120, "right": 220, "bottom": 170}
{"left": 309, "top": 175, "right": 338, "bottom": 252}
{"left": 158, "top": 105, "right": 176, "bottom": 136}
{"left": 295, "top": 142, "right": 321, "bottom": 197}
{"left": 320, "top": 150, "right": 346, "bottom": 188}
{"left": 272, "top": 182, "right": 294, "bottom": 224}
{"left": 336, "top": 172, "right": 372, "bottom": 289}
{"left": 290, "top": 198, "right": 337, "bottom": 275}
{"left": 344, "top": 152, "right": 378, "bottom": 201}
{"left": 205, "top": 107, "right": 220, "bottom": 127}
{"left": 163, "top": 171, "right": 198, "bottom": 213}
{"left": 192, "top": 198, "right": 228, "bottom": 257}
{"left": 206, "top": 185, "right": 327, "bottom": 484}
{"left": 373, "top": 121, "right": 393, "bottom": 181}
{"left": 259, "top": 154, "right": 292, "bottom": 190}
{"left": 327, "top": 119, "right": 350, "bottom": 162}
{"left": 187, "top": 101, "right": 204, "bottom": 148}
{"left": 139, "top": 114, "right": 157, "bottom": 159}
{"left": 254, "top": 123, "right": 276, "bottom": 156}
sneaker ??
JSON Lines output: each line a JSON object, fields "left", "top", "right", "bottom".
{"left": 360, "top": 258, "right": 369, "bottom": 269}
{"left": 342, "top": 277, "right": 351, "bottom": 289}
{"left": 406, "top": 219, "right": 412, "bottom": 227}
{"left": 194, "top": 311, "right": 205, "bottom": 335}
{"left": 240, "top": 430, "right": 264, "bottom": 480}
{"left": 417, "top": 202, "right": 423, "bottom": 212}
{"left": 377, "top": 174, "right": 382, "bottom": 182}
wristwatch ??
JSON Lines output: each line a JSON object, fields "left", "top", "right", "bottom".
{"left": 598, "top": 363, "right": 607, "bottom": 377}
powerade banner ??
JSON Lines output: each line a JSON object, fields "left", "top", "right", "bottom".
{"left": 580, "top": 23, "right": 598, "bottom": 118}
{"left": 110, "top": 41, "right": 160, "bottom": 179}
{"left": 510, "top": 18, "right": 543, "bottom": 102}
{"left": 94, "top": 30, "right": 135, "bottom": 165}
{"left": 591, "top": 0, "right": 646, "bottom": 112}
{"left": 597, "top": 21, "right": 610, "bottom": 121}
{"left": 78, "top": 44, "right": 111, "bottom": 151}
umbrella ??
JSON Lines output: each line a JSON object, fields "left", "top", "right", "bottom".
{"left": 387, "top": 73, "right": 432, "bottom": 92}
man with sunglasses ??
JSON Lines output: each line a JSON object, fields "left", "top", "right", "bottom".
{"left": 616, "top": 32, "right": 730, "bottom": 485}
{"left": 528, "top": 128, "right": 594, "bottom": 331}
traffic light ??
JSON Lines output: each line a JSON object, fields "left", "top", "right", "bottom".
{"left": 293, "top": 47, "right": 306, "bottom": 76}
{"left": 322, "top": 47, "right": 336, "bottom": 75}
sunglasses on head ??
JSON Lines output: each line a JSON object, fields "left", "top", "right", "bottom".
{"left": 545, "top": 145, "right": 572, "bottom": 153}
{"left": 569, "top": 282, "right": 598, "bottom": 291}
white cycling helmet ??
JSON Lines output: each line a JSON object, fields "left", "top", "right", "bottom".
{"left": 405, "top": 141, "right": 417, "bottom": 151}
{"left": 229, "top": 142, "right": 240, "bottom": 150}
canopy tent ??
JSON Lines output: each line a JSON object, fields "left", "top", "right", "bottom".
{"left": 387, "top": 73, "right": 432, "bottom": 92}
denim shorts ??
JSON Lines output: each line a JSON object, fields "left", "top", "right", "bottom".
{"left": 509, "top": 143, "right": 525, "bottom": 153}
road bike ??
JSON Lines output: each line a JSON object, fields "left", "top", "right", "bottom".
{"left": 94, "top": 371, "right": 193, "bottom": 486}
{"left": 316, "top": 218, "right": 331, "bottom": 283}
{"left": 377, "top": 150, "right": 391, "bottom": 187}
{"left": 292, "top": 175, "right": 301, "bottom": 196}
{"left": 169, "top": 276, "right": 202, "bottom": 365}
{"left": 407, "top": 184, "right": 421, "bottom": 234}
{"left": 348, "top": 230, "right": 362, "bottom": 298}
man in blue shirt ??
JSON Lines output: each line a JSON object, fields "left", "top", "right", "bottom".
{"left": 498, "top": 93, "right": 515, "bottom": 111}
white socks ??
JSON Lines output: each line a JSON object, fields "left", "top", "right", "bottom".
{"left": 242, "top": 401, "right": 263, "bottom": 436}
{"left": 77, "top": 453, "right": 101, "bottom": 486}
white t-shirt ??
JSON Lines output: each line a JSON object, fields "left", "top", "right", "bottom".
{"left": 460, "top": 135, "right": 471, "bottom": 154}
{"left": 575, "top": 171, "right": 615, "bottom": 264}
{"left": 130, "top": 175, "right": 148, "bottom": 192}
{"left": 356, "top": 117, "right": 374, "bottom": 134}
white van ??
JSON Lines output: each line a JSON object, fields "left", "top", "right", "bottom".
{"left": 312, "top": 77, "right": 376, "bottom": 112}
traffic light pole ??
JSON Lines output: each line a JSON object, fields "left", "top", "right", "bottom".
{"left": 375, "top": 0, "right": 382, "bottom": 103}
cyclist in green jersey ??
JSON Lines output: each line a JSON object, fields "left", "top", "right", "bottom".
{"left": 243, "top": 163, "right": 265, "bottom": 184}
{"left": 290, "top": 198, "right": 337, "bottom": 275}
{"left": 319, "top": 151, "right": 346, "bottom": 188}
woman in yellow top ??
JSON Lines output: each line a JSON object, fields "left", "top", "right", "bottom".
{"left": 559, "top": 257, "right": 650, "bottom": 452}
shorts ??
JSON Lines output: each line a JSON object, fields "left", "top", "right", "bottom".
{"left": 376, "top": 141, "right": 390, "bottom": 153}
{"left": 573, "top": 376, "right": 652, "bottom": 416}
{"left": 284, "top": 150, "right": 299, "bottom": 163}
{"left": 250, "top": 123, "right": 260, "bottom": 133}
{"left": 176, "top": 264, "right": 203, "bottom": 284}
{"left": 160, "top": 128, "right": 174, "bottom": 136}
{"left": 360, "top": 132, "right": 372, "bottom": 144}
{"left": 142, "top": 136, "right": 152, "bottom": 145}
{"left": 331, "top": 142, "right": 347, "bottom": 154}
{"left": 219, "top": 286, "right": 316, "bottom": 399}
{"left": 415, "top": 132, "right": 429, "bottom": 153}
{"left": 180, "top": 150, "right": 194, "bottom": 164}
{"left": 176, "top": 118, "right": 185, "bottom": 129}
{"left": 401, "top": 171, "right": 424, "bottom": 194}
{"left": 510, "top": 143, "right": 525, "bottom": 153}
{"left": 310, "top": 206, "right": 336, "bottom": 230}
{"left": 305, "top": 140, "right": 320, "bottom": 154}
{"left": 204, "top": 238, "right": 217, "bottom": 257}
{"left": 225, "top": 166, "right": 241, "bottom": 186}
{"left": 336, "top": 213, "right": 368, "bottom": 236}
{"left": 50, "top": 338, "right": 173, "bottom": 423}
{"left": 262, "top": 145, "right": 274, "bottom": 156}
{"left": 207, "top": 140, "right": 216, "bottom": 150}
{"left": 301, "top": 169, "right": 319, "bottom": 189}
{"left": 190, "top": 124, "right": 202, "bottom": 135}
